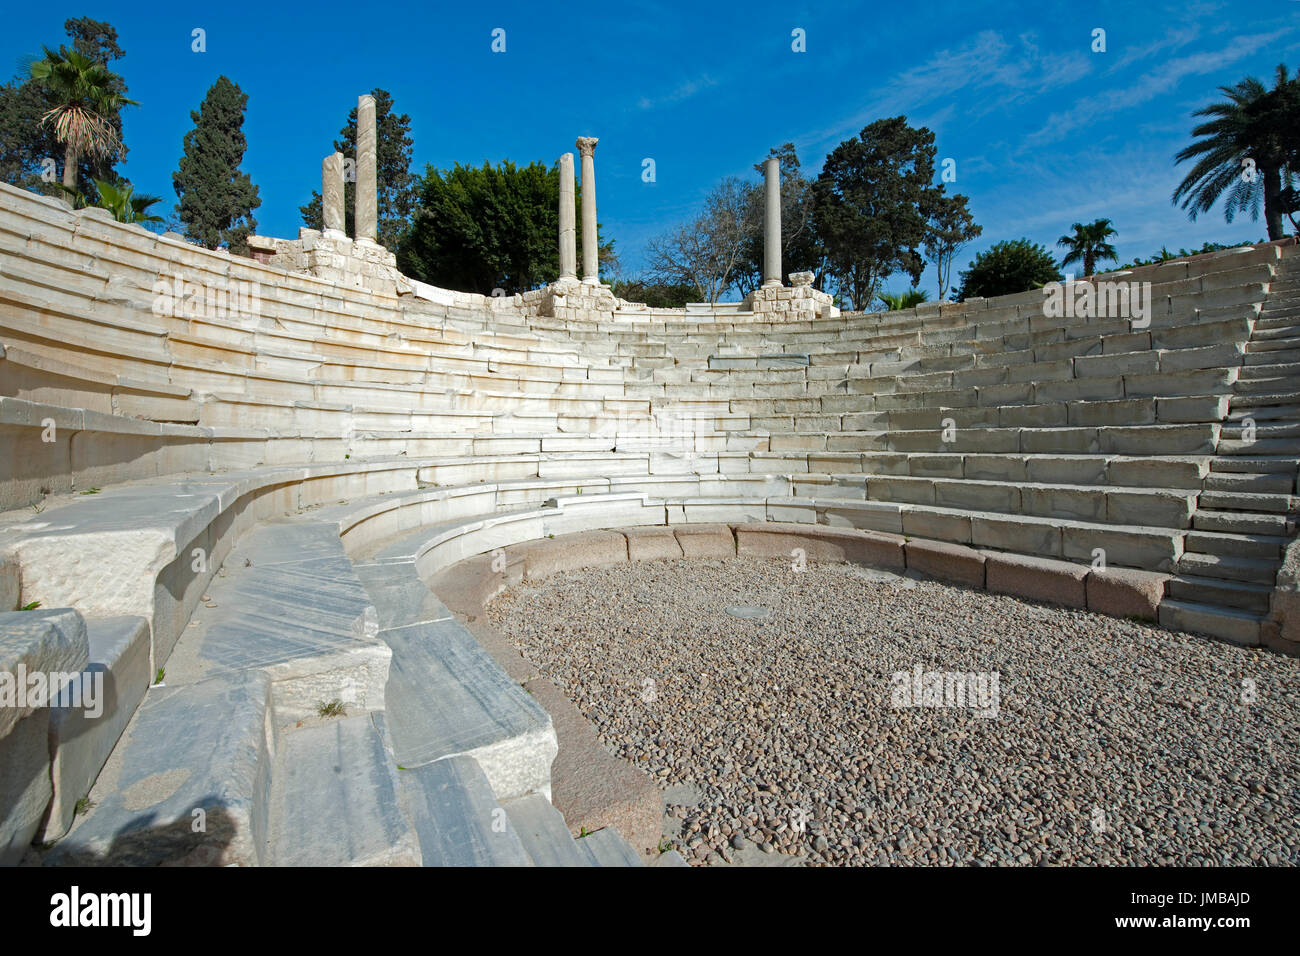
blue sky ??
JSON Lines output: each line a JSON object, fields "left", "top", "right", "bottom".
{"left": 3, "top": 1, "right": 1298, "bottom": 294}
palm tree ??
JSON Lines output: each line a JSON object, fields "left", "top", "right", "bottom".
{"left": 1057, "top": 219, "right": 1118, "bottom": 276}
{"left": 1172, "top": 66, "right": 1296, "bottom": 241}
{"left": 28, "top": 46, "right": 136, "bottom": 190}
{"left": 877, "top": 288, "right": 930, "bottom": 311}
{"left": 92, "top": 179, "right": 163, "bottom": 224}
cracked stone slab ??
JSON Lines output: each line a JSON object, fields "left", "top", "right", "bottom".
{"left": 397, "top": 755, "right": 531, "bottom": 866}
{"left": 380, "top": 618, "right": 556, "bottom": 801}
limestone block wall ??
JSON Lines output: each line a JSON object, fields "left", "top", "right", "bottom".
{"left": 250, "top": 229, "right": 414, "bottom": 298}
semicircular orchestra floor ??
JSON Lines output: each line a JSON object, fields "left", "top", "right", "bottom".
{"left": 487, "top": 557, "right": 1300, "bottom": 867}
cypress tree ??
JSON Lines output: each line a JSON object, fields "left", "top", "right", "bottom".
{"left": 173, "top": 76, "right": 261, "bottom": 254}
{"left": 299, "top": 88, "right": 415, "bottom": 249}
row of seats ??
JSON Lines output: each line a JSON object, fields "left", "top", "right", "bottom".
{"left": 2, "top": 178, "right": 1299, "bottom": 867}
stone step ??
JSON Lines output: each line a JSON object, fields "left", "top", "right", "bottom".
{"left": 502, "top": 793, "right": 591, "bottom": 866}
{"left": 1183, "top": 529, "right": 1286, "bottom": 560}
{"left": 0, "top": 608, "right": 89, "bottom": 862}
{"left": 265, "top": 714, "right": 419, "bottom": 866}
{"left": 1250, "top": 324, "right": 1300, "bottom": 341}
{"left": 1216, "top": 437, "right": 1300, "bottom": 455}
{"left": 40, "top": 614, "right": 152, "bottom": 844}
{"left": 575, "top": 827, "right": 646, "bottom": 866}
{"left": 858, "top": 474, "right": 1197, "bottom": 529}
{"left": 1233, "top": 376, "right": 1300, "bottom": 395}
{"left": 1244, "top": 347, "right": 1300, "bottom": 366}
{"left": 377, "top": 617, "right": 557, "bottom": 802}
{"left": 1166, "top": 575, "right": 1273, "bottom": 613}
{"left": 1175, "top": 551, "right": 1279, "bottom": 585}
{"left": 1192, "top": 508, "right": 1290, "bottom": 535}
{"left": 395, "top": 755, "right": 534, "bottom": 866}
{"left": 1238, "top": 360, "right": 1300, "bottom": 377}
{"left": 1196, "top": 489, "right": 1296, "bottom": 513}
{"left": 1225, "top": 402, "right": 1300, "bottom": 421}
{"left": 1157, "top": 599, "right": 1262, "bottom": 646}
{"left": 1208, "top": 455, "right": 1300, "bottom": 474}
{"left": 45, "top": 671, "right": 272, "bottom": 865}
{"left": 1218, "top": 421, "right": 1300, "bottom": 438}
{"left": 1245, "top": 336, "right": 1300, "bottom": 353}
{"left": 1201, "top": 471, "right": 1294, "bottom": 494}
{"left": 1230, "top": 390, "right": 1300, "bottom": 408}
{"left": 1254, "top": 314, "right": 1300, "bottom": 331}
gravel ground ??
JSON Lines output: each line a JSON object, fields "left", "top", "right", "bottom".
{"left": 487, "top": 558, "right": 1300, "bottom": 867}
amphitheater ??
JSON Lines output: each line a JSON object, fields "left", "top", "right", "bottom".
{"left": 2, "top": 135, "right": 1300, "bottom": 866}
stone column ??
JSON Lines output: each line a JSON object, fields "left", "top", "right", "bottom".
{"left": 763, "top": 157, "right": 782, "bottom": 286}
{"left": 576, "top": 136, "right": 599, "bottom": 285}
{"left": 355, "top": 94, "right": 378, "bottom": 243}
{"left": 322, "top": 152, "right": 345, "bottom": 238}
{"left": 558, "top": 152, "right": 578, "bottom": 281}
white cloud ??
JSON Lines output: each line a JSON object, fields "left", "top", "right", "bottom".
{"left": 1024, "top": 30, "right": 1291, "bottom": 147}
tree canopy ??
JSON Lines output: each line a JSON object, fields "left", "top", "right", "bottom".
{"left": 812, "top": 117, "right": 942, "bottom": 310}
{"left": 955, "top": 239, "right": 1062, "bottom": 300}
{"left": 299, "top": 89, "right": 416, "bottom": 249}
{"left": 172, "top": 76, "right": 261, "bottom": 254}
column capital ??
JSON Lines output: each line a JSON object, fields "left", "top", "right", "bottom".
{"left": 575, "top": 136, "right": 599, "bottom": 158}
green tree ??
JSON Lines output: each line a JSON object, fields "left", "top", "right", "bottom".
{"left": 28, "top": 45, "right": 135, "bottom": 191}
{"left": 955, "top": 239, "right": 1062, "bottom": 301}
{"left": 733, "top": 143, "right": 823, "bottom": 296}
{"left": 89, "top": 178, "right": 163, "bottom": 223}
{"left": 924, "top": 193, "right": 981, "bottom": 300}
{"left": 610, "top": 279, "right": 697, "bottom": 308}
{"left": 1056, "top": 218, "right": 1119, "bottom": 276}
{"left": 397, "top": 159, "right": 561, "bottom": 294}
{"left": 1173, "top": 65, "right": 1299, "bottom": 241}
{"left": 173, "top": 76, "right": 261, "bottom": 254}
{"left": 813, "top": 117, "right": 942, "bottom": 310}
{"left": 0, "top": 18, "right": 129, "bottom": 203}
{"left": 877, "top": 288, "right": 930, "bottom": 311}
{"left": 299, "top": 89, "right": 416, "bottom": 250}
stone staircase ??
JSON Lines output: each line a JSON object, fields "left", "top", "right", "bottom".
{"left": 1168, "top": 256, "right": 1300, "bottom": 640}
{"left": 3, "top": 177, "right": 1299, "bottom": 866}
{"left": 29, "top": 519, "right": 645, "bottom": 867}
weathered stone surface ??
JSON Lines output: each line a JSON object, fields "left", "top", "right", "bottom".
{"left": 0, "top": 554, "right": 18, "bottom": 612}
{"left": 355, "top": 94, "right": 377, "bottom": 242}
{"left": 380, "top": 618, "right": 556, "bottom": 801}
{"left": 268, "top": 713, "right": 419, "bottom": 866}
{"left": 558, "top": 152, "right": 578, "bottom": 280}
{"left": 398, "top": 754, "right": 532, "bottom": 866}
{"left": 577, "top": 136, "right": 599, "bottom": 283}
{"left": 0, "top": 609, "right": 83, "bottom": 861}
{"left": 762, "top": 157, "right": 781, "bottom": 286}
{"left": 521, "top": 672, "right": 661, "bottom": 858}
{"left": 502, "top": 792, "right": 588, "bottom": 866}
{"left": 903, "top": 539, "right": 986, "bottom": 588}
{"left": 673, "top": 523, "right": 735, "bottom": 558}
{"left": 984, "top": 552, "right": 1089, "bottom": 608}
{"left": 321, "top": 151, "right": 345, "bottom": 236}
{"left": 41, "top": 615, "right": 151, "bottom": 843}
{"left": 1264, "top": 534, "right": 1300, "bottom": 648}
{"left": 623, "top": 526, "right": 683, "bottom": 562}
{"left": 734, "top": 522, "right": 905, "bottom": 571}
{"left": 1087, "top": 567, "right": 1168, "bottom": 621}
{"left": 519, "top": 530, "right": 628, "bottom": 579}
{"left": 576, "top": 826, "right": 645, "bottom": 866}
{"left": 47, "top": 670, "right": 271, "bottom": 866}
